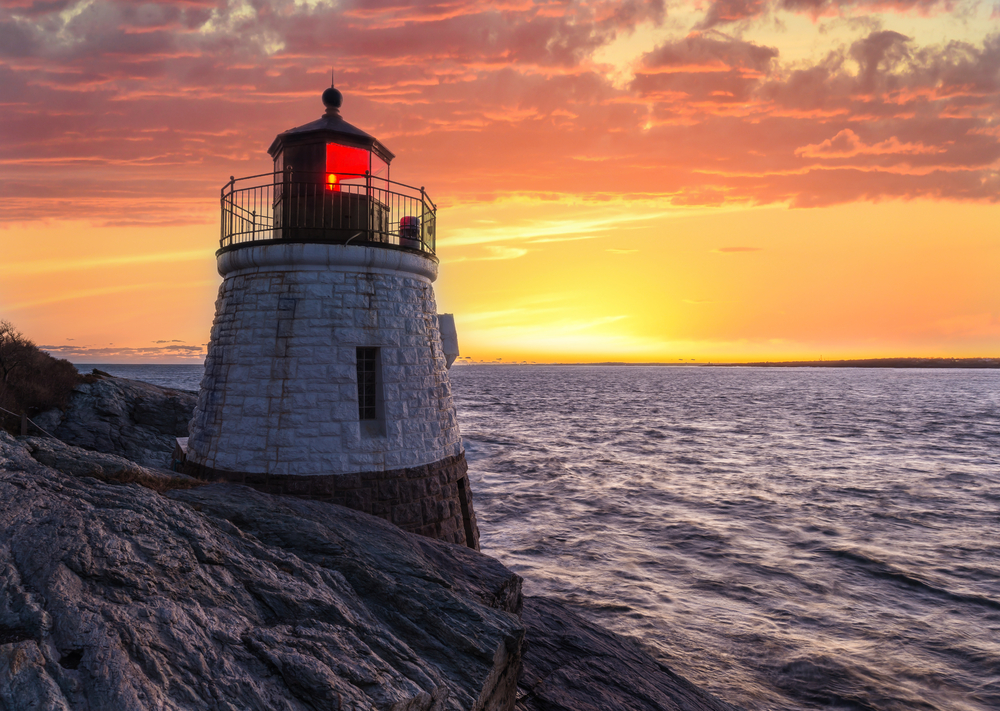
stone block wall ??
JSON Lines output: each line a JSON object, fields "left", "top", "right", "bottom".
{"left": 185, "top": 452, "right": 480, "bottom": 549}
{"left": 186, "top": 244, "right": 463, "bottom": 477}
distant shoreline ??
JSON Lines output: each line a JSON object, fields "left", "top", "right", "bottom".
{"left": 710, "top": 358, "right": 1000, "bottom": 369}
{"left": 72, "top": 359, "right": 1000, "bottom": 370}
{"left": 456, "top": 358, "right": 1000, "bottom": 369}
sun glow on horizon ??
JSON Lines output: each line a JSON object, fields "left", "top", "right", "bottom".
{"left": 1, "top": 0, "right": 998, "bottom": 363}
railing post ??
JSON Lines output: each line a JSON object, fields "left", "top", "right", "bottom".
{"left": 281, "top": 166, "right": 292, "bottom": 241}
{"left": 366, "top": 170, "right": 372, "bottom": 242}
{"left": 420, "top": 186, "right": 427, "bottom": 252}
{"left": 221, "top": 176, "right": 235, "bottom": 248}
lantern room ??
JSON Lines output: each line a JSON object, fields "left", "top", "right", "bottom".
{"left": 267, "top": 83, "right": 394, "bottom": 193}
{"left": 217, "top": 78, "right": 436, "bottom": 254}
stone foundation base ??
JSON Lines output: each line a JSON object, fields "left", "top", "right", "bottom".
{"left": 183, "top": 453, "right": 480, "bottom": 550}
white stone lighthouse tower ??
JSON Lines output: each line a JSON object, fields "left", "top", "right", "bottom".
{"left": 185, "top": 80, "right": 478, "bottom": 549}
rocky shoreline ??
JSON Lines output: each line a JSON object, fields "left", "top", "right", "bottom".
{"left": 31, "top": 371, "right": 196, "bottom": 470}
{"left": 1, "top": 374, "right": 738, "bottom": 710}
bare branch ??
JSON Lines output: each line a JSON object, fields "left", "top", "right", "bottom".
{"left": 0, "top": 321, "right": 35, "bottom": 384}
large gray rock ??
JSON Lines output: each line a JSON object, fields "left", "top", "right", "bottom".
{"left": 516, "top": 596, "right": 739, "bottom": 711}
{"left": 40, "top": 374, "right": 196, "bottom": 469}
{"left": 0, "top": 431, "right": 524, "bottom": 710}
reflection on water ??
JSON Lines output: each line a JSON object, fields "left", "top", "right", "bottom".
{"left": 451, "top": 365, "right": 1000, "bottom": 711}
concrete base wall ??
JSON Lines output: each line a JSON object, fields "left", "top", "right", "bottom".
{"left": 185, "top": 452, "right": 480, "bottom": 550}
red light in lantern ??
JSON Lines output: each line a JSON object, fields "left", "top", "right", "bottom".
{"left": 326, "top": 142, "right": 369, "bottom": 192}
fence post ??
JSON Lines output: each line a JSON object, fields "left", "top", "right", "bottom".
{"left": 20, "top": 412, "right": 27, "bottom": 436}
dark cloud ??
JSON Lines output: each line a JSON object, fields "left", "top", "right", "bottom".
{"left": 0, "top": 17, "right": 37, "bottom": 56}
{"left": 0, "top": 0, "right": 76, "bottom": 17}
{"left": 696, "top": 0, "right": 769, "bottom": 30}
{"left": 697, "top": 0, "right": 957, "bottom": 29}
{"left": 779, "top": 0, "right": 953, "bottom": 15}
{"left": 640, "top": 31, "right": 778, "bottom": 72}
{"left": 631, "top": 32, "right": 778, "bottom": 104}
{"left": 851, "top": 30, "right": 912, "bottom": 91}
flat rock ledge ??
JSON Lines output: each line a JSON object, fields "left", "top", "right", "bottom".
{"left": 0, "top": 432, "right": 523, "bottom": 710}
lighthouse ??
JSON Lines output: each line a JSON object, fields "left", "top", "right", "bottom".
{"left": 184, "top": 80, "right": 479, "bottom": 550}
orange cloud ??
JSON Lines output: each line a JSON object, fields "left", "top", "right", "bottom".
{"left": 795, "top": 129, "right": 944, "bottom": 157}
{"left": 697, "top": 0, "right": 958, "bottom": 29}
{"left": 0, "top": 0, "right": 997, "bottom": 224}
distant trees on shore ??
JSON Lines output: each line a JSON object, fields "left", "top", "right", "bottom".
{"left": 0, "top": 320, "right": 81, "bottom": 435}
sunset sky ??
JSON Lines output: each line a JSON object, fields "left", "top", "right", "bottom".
{"left": 1, "top": 0, "right": 998, "bottom": 363}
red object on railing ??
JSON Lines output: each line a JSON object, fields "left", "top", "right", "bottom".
{"left": 326, "top": 142, "right": 369, "bottom": 191}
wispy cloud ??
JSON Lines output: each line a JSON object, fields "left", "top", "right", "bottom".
{"left": 0, "top": 250, "right": 211, "bottom": 276}
{"left": 447, "top": 245, "right": 530, "bottom": 262}
{"left": 442, "top": 210, "right": 675, "bottom": 248}
{"left": 42, "top": 344, "right": 206, "bottom": 360}
{"left": 3, "top": 280, "right": 215, "bottom": 311}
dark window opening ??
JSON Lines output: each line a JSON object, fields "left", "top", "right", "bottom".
{"left": 356, "top": 347, "right": 378, "bottom": 420}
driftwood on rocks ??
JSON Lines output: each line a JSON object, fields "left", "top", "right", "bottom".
{"left": 34, "top": 373, "right": 196, "bottom": 469}
{"left": 0, "top": 431, "right": 524, "bottom": 710}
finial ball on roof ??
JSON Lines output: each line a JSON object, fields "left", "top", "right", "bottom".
{"left": 322, "top": 87, "right": 343, "bottom": 109}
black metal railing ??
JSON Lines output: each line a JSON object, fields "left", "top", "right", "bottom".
{"left": 220, "top": 169, "right": 437, "bottom": 256}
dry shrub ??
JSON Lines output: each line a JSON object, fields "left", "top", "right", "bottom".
{"left": 9, "top": 352, "right": 79, "bottom": 411}
{"left": 0, "top": 321, "right": 84, "bottom": 434}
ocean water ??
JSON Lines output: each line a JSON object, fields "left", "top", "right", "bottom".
{"left": 75, "top": 363, "right": 204, "bottom": 392}
{"left": 451, "top": 366, "right": 1000, "bottom": 711}
{"left": 84, "top": 363, "right": 1000, "bottom": 710}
